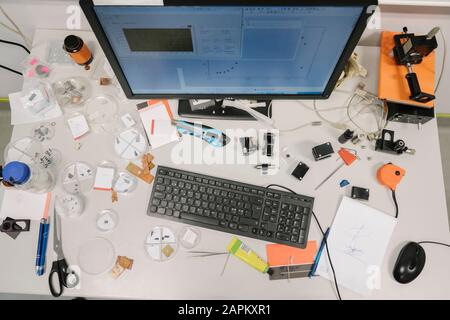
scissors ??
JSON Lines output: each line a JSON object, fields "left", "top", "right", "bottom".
{"left": 48, "top": 212, "right": 79, "bottom": 297}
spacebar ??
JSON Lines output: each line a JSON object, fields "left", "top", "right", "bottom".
{"left": 180, "top": 213, "right": 219, "bottom": 226}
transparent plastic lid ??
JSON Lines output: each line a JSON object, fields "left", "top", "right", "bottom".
{"left": 77, "top": 237, "right": 115, "bottom": 275}
{"left": 61, "top": 161, "right": 95, "bottom": 194}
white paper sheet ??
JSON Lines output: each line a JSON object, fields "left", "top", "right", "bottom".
{"left": 138, "top": 101, "right": 179, "bottom": 149}
{"left": 316, "top": 197, "right": 397, "bottom": 296}
{"left": 94, "top": 167, "right": 115, "bottom": 191}
{"left": 9, "top": 92, "right": 62, "bottom": 125}
{"left": 67, "top": 114, "right": 90, "bottom": 140}
{"left": 0, "top": 189, "right": 51, "bottom": 220}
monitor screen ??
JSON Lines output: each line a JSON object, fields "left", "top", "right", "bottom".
{"left": 87, "top": 3, "right": 369, "bottom": 98}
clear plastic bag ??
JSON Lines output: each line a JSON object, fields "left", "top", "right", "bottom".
{"left": 20, "top": 80, "right": 57, "bottom": 116}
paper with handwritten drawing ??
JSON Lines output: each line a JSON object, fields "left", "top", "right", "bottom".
{"left": 316, "top": 197, "right": 397, "bottom": 295}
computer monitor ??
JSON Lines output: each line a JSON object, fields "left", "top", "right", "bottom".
{"left": 81, "top": 0, "right": 376, "bottom": 118}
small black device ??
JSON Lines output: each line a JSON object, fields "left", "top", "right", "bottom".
{"left": 0, "top": 217, "right": 30, "bottom": 240}
{"left": 338, "top": 129, "right": 354, "bottom": 144}
{"left": 387, "top": 101, "right": 435, "bottom": 125}
{"left": 393, "top": 27, "right": 438, "bottom": 103}
{"left": 148, "top": 166, "right": 314, "bottom": 248}
{"left": 351, "top": 186, "right": 370, "bottom": 201}
{"left": 375, "top": 129, "right": 414, "bottom": 155}
{"left": 264, "top": 132, "right": 275, "bottom": 157}
{"left": 393, "top": 242, "right": 426, "bottom": 284}
{"left": 312, "top": 142, "right": 334, "bottom": 161}
{"left": 291, "top": 162, "right": 310, "bottom": 181}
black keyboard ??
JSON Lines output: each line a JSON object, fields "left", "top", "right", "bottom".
{"left": 147, "top": 166, "right": 314, "bottom": 248}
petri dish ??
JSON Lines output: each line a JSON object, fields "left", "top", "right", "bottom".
{"left": 113, "top": 172, "right": 137, "bottom": 195}
{"left": 3, "top": 137, "right": 42, "bottom": 165}
{"left": 114, "top": 128, "right": 147, "bottom": 160}
{"left": 144, "top": 226, "right": 178, "bottom": 262}
{"left": 55, "top": 193, "right": 84, "bottom": 218}
{"left": 77, "top": 237, "right": 115, "bottom": 275}
{"left": 84, "top": 95, "right": 119, "bottom": 133}
{"left": 52, "top": 77, "right": 91, "bottom": 108}
{"left": 61, "top": 162, "right": 95, "bottom": 194}
{"left": 96, "top": 209, "right": 119, "bottom": 232}
{"left": 178, "top": 226, "right": 201, "bottom": 249}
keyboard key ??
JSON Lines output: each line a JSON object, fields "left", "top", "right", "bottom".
{"left": 154, "top": 192, "right": 164, "bottom": 199}
{"left": 239, "top": 217, "right": 259, "bottom": 226}
{"left": 238, "top": 225, "right": 249, "bottom": 232}
{"left": 157, "top": 207, "right": 166, "bottom": 215}
{"left": 276, "top": 232, "right": 290, "bottom": 241}
{"left": 219, "top": 221, "right": 228, "bottom": 228}
{"left": 181, "top": 213, "right": 220, "bottom": 226}
{"left": 229, "top": 222, "right": 238, "bottom": 229}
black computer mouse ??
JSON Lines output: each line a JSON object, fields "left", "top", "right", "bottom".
{"left": 393, "top": 242, "right": 426, "bottom": 284}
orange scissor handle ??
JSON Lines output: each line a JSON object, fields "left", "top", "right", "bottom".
{"left": 338, "top": 148, "right": 357, "bottom": 166}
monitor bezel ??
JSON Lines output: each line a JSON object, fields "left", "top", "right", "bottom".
{"left": 80, "top": 0, "right": 378, "bottom": 100}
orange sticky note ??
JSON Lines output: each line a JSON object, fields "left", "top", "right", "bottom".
{"left": 266, "top": 241, "right": 318, "bottom": 267}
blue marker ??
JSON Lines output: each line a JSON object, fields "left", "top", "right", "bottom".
{"left": 35, "top": 218, "right": 50, "bottom": 276}
{"left": 309, "top": 227, "right": 330, "bottom": 278}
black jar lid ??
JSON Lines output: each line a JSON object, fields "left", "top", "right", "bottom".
{"left": 63, "top": 35, "right": 83, "bottom": 53}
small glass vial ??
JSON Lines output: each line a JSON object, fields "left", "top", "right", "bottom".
{"left": 63, "top": 35, "right": 93, "bottom": 70}
{"left": 2, "top": 161, "right": 54, "bottom": 194}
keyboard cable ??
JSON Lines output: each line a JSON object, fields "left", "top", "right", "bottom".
{"left": 266, "top": 183, "right": 342, "bottom": 300}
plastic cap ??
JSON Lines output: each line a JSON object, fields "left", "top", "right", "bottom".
{"left": 63, "top": 35, "right": 82, "bottom": 53}
{"left": 2, "top": 161, "right": 31, "bottom": 185}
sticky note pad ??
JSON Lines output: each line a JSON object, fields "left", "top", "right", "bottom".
{"left": 94, "top": 167, "right": 115, "bottom": 191}
{"left": 266, "top": 241, "right": 317, "bottom": 267}
{"left": 67, "top": 114, "right": 90, "bottom": 140}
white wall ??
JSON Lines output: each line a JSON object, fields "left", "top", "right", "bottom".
{"left": 0, "top": 1, "right": 449, "bottom": 111}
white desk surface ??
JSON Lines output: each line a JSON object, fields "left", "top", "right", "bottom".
{"left": 0, "top": 29, "right": 449, "bottom": 300}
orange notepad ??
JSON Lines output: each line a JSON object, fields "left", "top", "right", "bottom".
{"left": 378, "top": 31, "right": 435, "bottom": 108}
{"left": 266, "top": 241, "right": 317, "bottom": 267}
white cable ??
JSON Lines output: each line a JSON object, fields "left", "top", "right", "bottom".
{"left": 278, "top": 121, "right": 322, "bottom": 133}
{"left": 225, "top": 99, "right": 275, "bottom": 128}
{"left": 0, "top": 5, "right": 31, "bottom": 49}
{"left": 435, "top": 29, "right": 446, "bottom": 94}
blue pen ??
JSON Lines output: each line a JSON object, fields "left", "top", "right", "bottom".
{"left": 309, "top": 227, "right": 330, "bottom": 278}
{"left": 35, "top": 218, "right": 50, "bottom": 276}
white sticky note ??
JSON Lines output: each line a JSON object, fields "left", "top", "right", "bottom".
{"left": 67, "top": 115, "right": 90, "bottom": 140}
{"left": 0, "top": 190, "right": 51, "bottom": 220}
{"left": 94, "top": 167, "right": 115, "bottom": 191}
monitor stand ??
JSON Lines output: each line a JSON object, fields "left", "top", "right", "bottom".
{"left": 177, "top": 99, "right": 272, "bottom": 120}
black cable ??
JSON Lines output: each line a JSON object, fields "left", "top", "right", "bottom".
{"left": 417, "top": 241, "right": 450, "bottom": 248}
{"left": 0, "top": 64, "right": 22, "bottom": 76}
{"left": 265, "top": 183, "right": 342, "bottom": 300}
{"left": 392, "top": 189, "right": 399, "bottom": 219}
{"left": 0, "top": 38, "right": 30, "bottom": 76}
{"left": 0, "top": 39, "right": 30, "bottom": 54}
